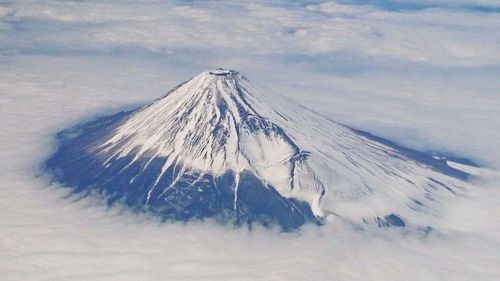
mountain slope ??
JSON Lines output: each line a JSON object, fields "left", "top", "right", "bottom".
{"left": 45, "top": 69, "right": 474, "bottom": 229}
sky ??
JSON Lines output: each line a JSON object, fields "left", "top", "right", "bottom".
{"left": 0, "top": 1, "right": 499, "bottom": 280}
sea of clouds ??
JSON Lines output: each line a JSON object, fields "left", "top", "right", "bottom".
{"left": 1, "top": 1, "right": 499, "bottom": 280}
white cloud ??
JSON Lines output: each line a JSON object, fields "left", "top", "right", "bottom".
{"left": 2, "top": 1, "right": 499, "bottom": 64}
{"left": 0, "top": 1, "right": 499, "bottom": 280}
{"left": 380, "top": 0, "right": 500, "bottom": 8}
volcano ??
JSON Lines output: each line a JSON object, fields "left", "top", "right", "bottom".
{"left": 45, "top": 69, "right": 475, "bottom": 230}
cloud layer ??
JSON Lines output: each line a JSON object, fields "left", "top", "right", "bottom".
{"left": 2, "top": 1, "right": 499, "bottom": 64}
{"left": 0, "top": 1, "right": 499, "bottom": 280}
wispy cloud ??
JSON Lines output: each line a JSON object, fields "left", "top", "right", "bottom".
{"left": 2, "top": 1, "right": 499, "bottom": 64}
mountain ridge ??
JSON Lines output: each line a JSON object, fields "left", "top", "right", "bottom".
{"left": 44, "top": 68, "right": 475, "bottom": 230}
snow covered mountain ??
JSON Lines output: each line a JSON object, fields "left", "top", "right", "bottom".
{"left": 45, "top": 69, "right": 476, "bottom": 230}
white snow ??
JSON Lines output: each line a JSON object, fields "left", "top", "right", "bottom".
{"left": 447, "top": 161, "right": 481, "bottom": 176}
{"left": 98, "top": 69, "right": 471, "bottom": 224}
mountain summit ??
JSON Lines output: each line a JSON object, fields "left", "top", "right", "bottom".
{"left": 45, "top": 69, "right": 474, "bottom": 229}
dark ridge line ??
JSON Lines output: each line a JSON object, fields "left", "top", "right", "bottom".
{"left": 283, "top": 96, "right": 478, "bottom": 181}
{"left": 349, "top": 127, "right": 477, "bottom": 181}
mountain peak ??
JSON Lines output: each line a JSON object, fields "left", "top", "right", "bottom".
{"left": 174, "top": 68, "right": 252, "bottom": 105}
{"left": 194, "top": 68, "right": 243, "bottom": 83}
{"left": 206, "top": 68, "right": 240, "bottom": 77}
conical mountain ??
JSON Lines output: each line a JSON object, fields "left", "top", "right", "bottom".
{"left": 45, "top": 68, "right": 475, "bottom": 229}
